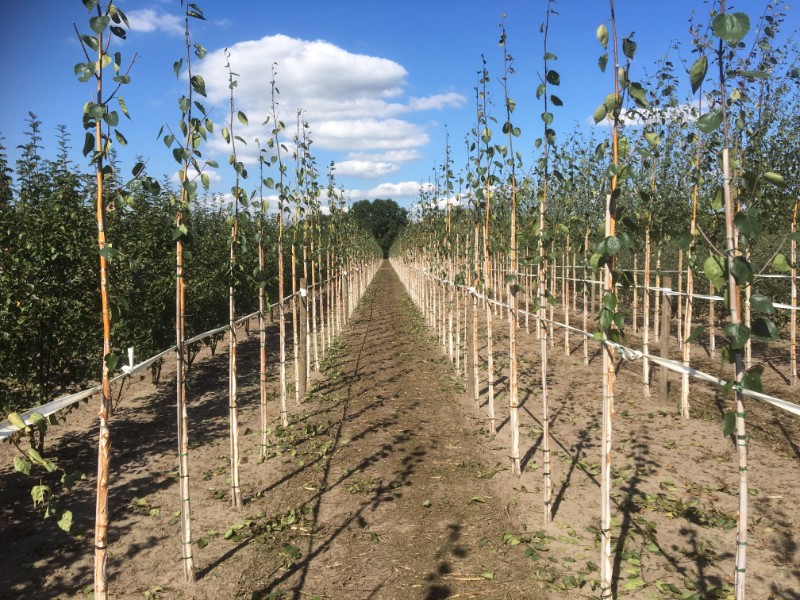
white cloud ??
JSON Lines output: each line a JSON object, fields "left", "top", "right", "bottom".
{"left": 408, "top": 93, "right": 466, "bottom": 111}
{"left": 192, "top": 34, "right": 465, "bottom": 171}
{"left": 349, "top": 181, "right": 433, "bottom": 200}
{"left": 334, "top": 149, "right": 423, "bottom": 179}
{"left": 126, "top": 8, "right": 184, "bottom": 36}
{"left": 345, "top": 149, "right": 423, "bottom": 163}
{"left": 335, "top": 160, "right": 400, "bottom": 179}
{"left": 314, "top": 118, "right": 428, "bottom": 150}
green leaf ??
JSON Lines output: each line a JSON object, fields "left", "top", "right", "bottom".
{"left": 545, "top": 70, "right": 560, "bottom": 86}
{"left": 89, "top": 15, "right": 110, "bottom": 34}
{"left": 762, "top": 171, "right": 786, "bottom": 187}
{"left": 752, "top": 316, "right": 779, "bottom": 341}
{"left": 708, "top": 186, "right": 723, "bottom": 211}
{"left": 772, "top": 253, "right": 792, "bottom": 273}
{"left": 237, "top": 111, "right": 248, "bottom": 126}
{"left": 742, "top": 366, "right": 763, "bottom": 393}
{"left": 622, "top": 35, "right": 637, "bottom": 60}
{"left": 737, "top": 70, "right": 770, "bottom": 79}
{"left": 689, "top": 56, "right": 708, "bottom": 93}
{"left": 644, "top": 132, "right": 660, "bottom": 146}
{"left": 603, "top": 235, "right": 621, "bottom": 256}
{"left": 703, "top": 255, "right": 726, "bottom": 288}
{"left": 730, "top": 256, "right": 753, "bottom": 285}
{"left": 103, "top": 111, "right": 119, "bottom": 127}
{"left": 598, "top": 53, "right": 608, "bottom": 73}
{"left": 118, "top": 96, "right": 130, "bottom": 118}
{"left": 524, "top": 547, "right": 541, "bottom": 561}
{"left": 282, "top": 543, "right": 302, "bottom": 559}
{"left": 550, "top": 94, "right": 563, "bottom": 107}
{"left": 197, "top": 537, "right": 209, "bottom": 549}
{"left": 14, "top": 456, "right": 32, "bottom": 476}
{"left": 603, "top": 292, "right": 617, "bottom": 311}
{"left": 628, "top": 82, "right": 649, "bottom": 108}
{"left": 105, "top": 352, "right": 119, "bottom": 372}
{"left": 481, "top": 572, "right": 495, "bottom": 580}
{"left": 190, "top": 75, "right": 207, "bottom": 97}
{"left": 696, "top": 110, "right": 722, "bottom": 134}
{"left": 722, "top": 412, "right": 736, "bottom": 437}
{"left": 597, "top": 24, "right": 609, "bottom": 49}
{"left": 725, "top": 323, "right": 750, "bottom": 349}
{"left": 593, "top": 103, "right": 608, "bottom": 124}
{"left": 27, "top": 448, "right": 45, "bottom": 466}
{"left": 7, "top": 412, "right": 27, "bottom": 431}
{"left": 600, "top": 308, "right": 613, "bottom": 329}
{"left": 685, "top": 326, "right": 705, "bottom": 344}
{"left": 750, "top": 294, "right": 774, "bottom": 314}
{"left": 57, "top": 510, "right": 73, "bottom": 533}
{"left": 677, "top": 232, "right": 693, "bottom": 251}
{"left": 712, "top": 12, "right": 751, "bottom": 45}
{"left": 734, "top": 212, "right": 761, "bottom": 238}
{"left": 503, "top": 533, "right": 522, "bottom": 545}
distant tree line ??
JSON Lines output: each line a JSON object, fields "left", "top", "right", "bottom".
{"left": 349, "top": 198, "right": 408, "bottom": 259}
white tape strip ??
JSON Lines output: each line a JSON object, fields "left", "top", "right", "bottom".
{"left": 405, "top": 263, "right": 800, "bottom": 420}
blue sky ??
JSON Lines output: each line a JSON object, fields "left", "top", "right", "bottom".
{"left": 0, "top": 1, "right": 796, "bottom": 209}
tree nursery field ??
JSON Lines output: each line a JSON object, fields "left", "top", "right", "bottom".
{"left": 2, "top": 1, "right": 800, "bottom": 599}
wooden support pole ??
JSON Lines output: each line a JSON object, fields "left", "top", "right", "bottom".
{"left": 467, "top": 291, "right": 479, "bottom": 410}
{"left": 659, "top": 276, "right": 672, "bottom": 404}
{"left": 298, "top": 277, "right": 308, "bottom": 398}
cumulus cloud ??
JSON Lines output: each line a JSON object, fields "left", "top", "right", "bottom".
{"left": 126, "top": 8, "right": 184, "bottom": 36}
{"left": 335, "top": 160, "right": 400, "bottom": 179}
{"left": 349, "top": 181, "right": 433, "bottom": 201}
{"left": 334, "top": 148, "right": 425, "bottom": 179}
{"left": 192, "top": 34, "right": 465, "bottom": 172}
{"left": 314, "top": 118, "right": 428, "bottom": 151}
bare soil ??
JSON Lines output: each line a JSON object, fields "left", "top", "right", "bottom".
{"left": 0, "top": 260, "right": 798, "bottom": 599}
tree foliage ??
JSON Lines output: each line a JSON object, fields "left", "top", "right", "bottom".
{"left": 349, "top": 198, "right": 408, "bottom": 258}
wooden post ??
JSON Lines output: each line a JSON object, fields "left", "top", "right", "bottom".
{"left": 659, "top": 276, "right": 672, "bottom": 403}
{"left": 467, "top": 290, "right": 478, "bottom": 409}
{"left": 298, "top": 277, "right": 308, "bottom": 398}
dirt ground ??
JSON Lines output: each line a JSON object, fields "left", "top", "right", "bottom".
{"left": 1, "top": 260, "right": 798, "bottom": 599}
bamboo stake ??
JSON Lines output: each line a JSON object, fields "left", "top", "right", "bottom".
{"left": 173, "top": 4, "right": 199, "bottom": 582}
{"left": 714, "top": 24, "right": 749, "bottom": 593}
{"left": 258, "top": 156, "right": 268, "bottom": 459}
{"left": 91, "top": 15, "right": 112, "bottom": 594}
{"left": 600, "top": 4, "right": 620, "bottom": 593}
{"left": 710, "top": 281, "right": 716, "bottom": 359}
{"left": 632, "top": 253, "right": 639, "bottom": 333}
{"left": 677, "top": 250, "right": 684, "bottom": 349}
{"left": 298, "top": 278, "right": 308, "bottom": 397}
{"left": 225, "top": 52, "right": 242, "bottom": 508}
{"left": 792, "top": 199, "right": 798, "bottom": 385}
{"left": 500, "top": 24, "right": 520, "bottom": 474}
{"left": 643, "top": 224, "right": 652, "bottom": 396}
{"left": 271, "top": 69, "right": 289, "bottom": 429}
{"left": 654, "top": 249, "right": 662, "bottom": 343}
{"left": 681, "top": 124, "right": 702, "bottom": 419}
